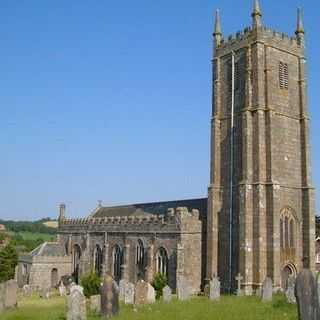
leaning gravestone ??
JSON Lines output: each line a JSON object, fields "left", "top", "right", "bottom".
{"left": 100, "top": 274, "right": 119, "bottom": 318}
{"left": 90, "top": 294, "right": 101, "bottom": 314}
{"left": 261, "top": 277, "right": 273, "bottom": 302}
{"left": 295, "top": 269, "right": 319, "bottom": 320}
{"left": 119, "top": 279, "right": 128, "bottom": 301}
{"left": 176, "top": 276, "right": 191, "bottom": 301}
{"left": 66, "top": 285, "right": 86, "bottom": 320}
{"left": 209, "top": 277, "right": 220, "bottom": 301}
{"left": 203, "top": 284, "right": 210, "bottom": 297}
{"left": 124, "top": 282, "right": 135, "bottom": 305}
{"left": 134, "top": 280, "right": 155, "bottom": 305}
{"left": 162, "top": 285, "right": 172, "bottom": 303}
{"left": 285, "top": 275, "right": 296, "bottom": 304}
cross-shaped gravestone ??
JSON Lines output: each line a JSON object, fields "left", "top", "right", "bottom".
{"left": 235, "top": 273, "right": 243, "bottom": 296}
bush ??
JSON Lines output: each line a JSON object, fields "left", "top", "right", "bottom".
{"left": 0, "top": 242, "right": 18, "bottom": 283}
{"left": 152, "top": 273, "right": 167, "bottom": 299}
{"left": 80, "top": 272, "right": 101, "bottom": 298}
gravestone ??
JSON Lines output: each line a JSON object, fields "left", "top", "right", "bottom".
{"left": 90, "top": 294, "right": 101, "bottom": 314}
{"left": 0, "top": 282, "right": 5, "bottom": 312}
{"left": 119, "top": 279, "right": 128, "bottom": 301}
{"left": 0, "top": 280, "right": 18, "bottom": 311}
{"left": 59, "top": 283, "right": 66, "bottom": 297}
{"left": 235, "top": 274, "right": 243, "bottom": 296}
{"left": 39, "top": 287, "right": 50, "bottom": 299}
{"left": 176, "top": 276, "right": 191, "bottom": 301}
{"left": 100, "top": 274, "right": 119, "bottom": 318}
{"left": 70, "top": 284, "right": 84, "bottom": 295}
{"left": 209, "top": 277, "right": 220, "bottom": 301}
{"left": 66, "top": 285, "right": 87, "bottom": 320}
{"left": 203, "top": 284, "right": 210, "bottom": 297}
{"left": 261, "top": 277, "right": 273, "bottom": 302}
{"left": 23, "top": 284, "right": 32, "bottom": 297}
{"left": 285, "top": 275, "right": 296, "bottom": 304}
{"left": 295, "top": 269, "right": 319, "bottom": 320}
{"left": 162, "top": 285, "right": 172, "bottom": 303}
{"left": 124, "top": 282, "right": 135, "bottom": 305}
{"left": 134, "top": 280, "right": 155, "bottom": 305}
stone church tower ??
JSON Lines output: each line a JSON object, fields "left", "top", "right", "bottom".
{"left": 206, "top": 1, "right": 316, "bottom": 293}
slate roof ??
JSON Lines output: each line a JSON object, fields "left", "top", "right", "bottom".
{"left": 29, "top": 242, "right": 65, "bottom": 257}
{"left": 91, "top": 198, "right": 208, "bottom": 218}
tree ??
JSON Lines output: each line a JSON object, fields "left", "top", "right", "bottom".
{"left": 0, "top": 242, "right": 18, "bottom": 283}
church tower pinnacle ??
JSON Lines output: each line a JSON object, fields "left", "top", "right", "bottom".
{"left": 295, "top": 8, "right": 305, "bottom": 46}
{"left": 213, "top": 9, "right": 222, "bottom": 46}
{"left": 251, "top": 0, "right": 262, "bottom": 28}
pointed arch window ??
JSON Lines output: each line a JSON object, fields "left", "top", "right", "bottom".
{"left": 156, "top": 247, "right": 168, "bottom": 277}
{"left": 112, "top": 245, "right": 123, "bottom": 283}
{"left": 94, "top": 245, "right": 103, "bottom": 277}
{"left": 280, "top": 207, "right": 297, "bottom": 250}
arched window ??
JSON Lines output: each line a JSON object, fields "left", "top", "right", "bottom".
{"left": 72, "top": 244, "right": 82, "bottom": 284}
{"left": 94, "top": 245, "right": 103, "bottom": 277}
{"left": 289, "top": 220, "right": 295, "bottom": 248}
{"left": 136, "top": 240, "right": 145, "bottom": 280}
{"left": 284, "top": 216, "right": 289, "bottom": 248}
{"left": 156, "top": 247, "right": 168, "bottom": 277}
{"left": 51, "top": 268, "right": 59, "bottom": 288}
{"left": 280, "top": 207, "right": 297, "bottom": 250}
{"left": 112, "top": 245, "right": 123, "bottom": 283}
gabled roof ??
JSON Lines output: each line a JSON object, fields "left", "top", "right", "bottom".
{"left": 90, "top": 198, "right": 208, "bottom": 218}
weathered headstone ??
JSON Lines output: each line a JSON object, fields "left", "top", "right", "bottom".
{"left": 0, "top": 280, "right": 18, "bottom": 311}
{"left": 295, "top": 269, "right": 319, "bottom": 320}
{"left": 23, "top": 284, "right": 32, "bottom": 297}
{"left": 0, "top": 282, "right": 5, "bottom": 312}
{"left": 209, "top": 277, "right": 220, "bottom": 301}
{"left": 261, "top": 277, "right": 273, "bottom": 302}
{"left": 119, "top": 279, "right": 128, "bottom": 301}
{"left": 134, "top": 280, "right": 155, "bottom": 305}
{"left": 317, "top": 272, "right": 320, "bottom": 308}
{"left": 203, "top": 284, "right": 210, "bottom": 297}
{"left": 176, "top": 276, "right": 191, "bottom": 301}
{"left": 70, "top": 284, "right": 84, "bottom": 295}
{"left": 90, "top": 294, "right": 101, "bottom": 314}
{"left": 285, "top": 275, "right": 296, "bottom": 304}
{"left": 59, "top": 283, "right": 66, "bottom": 297}
{"left": 100, "top": 274, "right": 119, "bottom": 318}
{"left": 66, "top": 285, "right": 87, "bottom": 320}
{"left": 124, "top": 282, "right": 135, "bottom": 305}
{"left": 147, "top": 284, "right": 155, "bottom": 303}
{"left": 39, "top": 287, "right": 50, "bottom": 299}
{"left": 235, "top": 273, "right": 243, "bottom": 296}
{"left": 162, "top": 285, "right": 172, "bottom": 303}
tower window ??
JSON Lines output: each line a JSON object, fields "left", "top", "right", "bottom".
{"left": 279, "top": 62, "right": 288, "bottom": 90}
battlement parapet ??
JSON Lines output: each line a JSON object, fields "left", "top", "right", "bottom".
{"left": 216, "top": 25, "right": 302, "bottom": 54}
{"left": 60, "top": 207, "right": 200, "bottom": 229}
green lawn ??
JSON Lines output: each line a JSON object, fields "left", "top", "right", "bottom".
{"left": 0, "top": 294, "right": 298, "bottom": 320}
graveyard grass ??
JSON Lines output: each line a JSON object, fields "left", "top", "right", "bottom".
{"left": 1, "top": 294, "right": 298, "bottom": 320}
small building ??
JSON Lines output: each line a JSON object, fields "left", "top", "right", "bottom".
{"left": 16, "top": 242, "right": 71, "bottom": 289}
{"left": 0, "top": 224, "right": 6, "bottom": 232}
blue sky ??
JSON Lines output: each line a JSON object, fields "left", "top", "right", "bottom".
{"left": 0, "top": 0, "right": 319, "bottom": 220}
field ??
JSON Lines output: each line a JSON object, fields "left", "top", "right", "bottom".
{"left": 9, "top": 232, "right": 55, "bottom": 242}
{"left": 0, "top": 294, "right": 298, "bottom": 320}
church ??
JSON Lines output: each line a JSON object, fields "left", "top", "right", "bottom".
{"left": 17, "top": 1, "right": 316, "bottom": 295}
